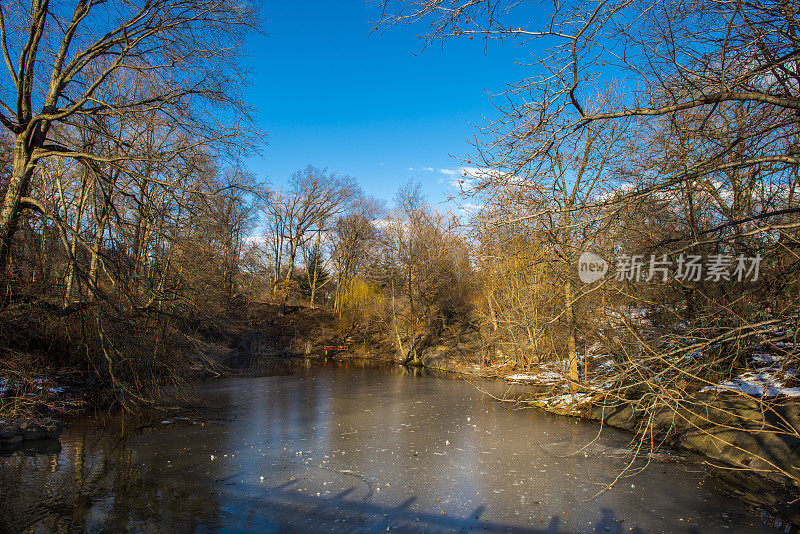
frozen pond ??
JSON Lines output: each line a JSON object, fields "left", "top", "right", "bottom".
{"left": 0, "top": 362, "right": 777, "bottom": 532}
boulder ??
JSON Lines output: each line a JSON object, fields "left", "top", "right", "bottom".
{"left": 41, "top": 419, "right": 64, "bottom": 439}
{"left": 589, "top": 403, "right": 637, "bottom": 431}
{"left": 19, "top": 420, "right": 43, "bottom": 441}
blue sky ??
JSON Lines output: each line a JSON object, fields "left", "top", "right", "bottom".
{"left": 242, "top": 1, "right": 533, "bottom": 211}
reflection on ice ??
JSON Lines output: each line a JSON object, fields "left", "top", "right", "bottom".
{"left": 0, "top": 363, "right": 777, "bottom": 533}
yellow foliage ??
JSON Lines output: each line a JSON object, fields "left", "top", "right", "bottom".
{"left": 338, "top": 277, "right": 378, "bottom": 310}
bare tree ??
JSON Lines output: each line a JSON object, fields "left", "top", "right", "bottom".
{"left": 274, "top": 166, "right": 359, "bottom": 282}
{"left": 331, "top": 195, "right": 384, "bottom": 315}
{"left": 262, "top": 188, "right": 288, "bottom": 291}
{"left": 380, "top": 182, "right": 470, "bottom": 365}
{"left": 380, "top": 0, "right": 800, "bottom": 222}
{"left": 300, "top": 238, "right": 330, "bottom": 308}
{"left": 382, "top": 0, "right": 800, "bottom": 487}
{"left": 0, "top": 0, "right": 258, "bottom": 285}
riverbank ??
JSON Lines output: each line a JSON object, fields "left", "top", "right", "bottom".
{"left": 2, "top": 301, "right": 798, "bottom": 529}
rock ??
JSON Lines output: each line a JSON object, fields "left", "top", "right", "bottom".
{"left": 680, "top": 431, "right": 712, "bottom": 451}
{"left": 19, "top": 421, "right": 43, "bottom": 441}
{"left": 586, "top": 398, "right": 800, "bottom": 491}
{"left": 0, "top": 419, "right": 63, "bottom": 441}
{"left": 41, "top": 419, "right": 63, "bottom": 439}
{"left": 589, "top": 403, "right": 637, "bottom": 430}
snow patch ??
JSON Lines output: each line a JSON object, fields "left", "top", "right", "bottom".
{"left": 506, "top": 371, "right": 564, "bottom": 384}
{"left": 548, "top": 393, "right": 593, "bottom": 406}
{"left": 701, "top": 370, "right": 800, "bottom": 397}
{"left": 506, "top": 373, "right": 536, "bottom": 381}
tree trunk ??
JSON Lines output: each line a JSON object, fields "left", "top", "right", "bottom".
{"left": 286, "top": 236, "right": 298, "bottom": 281}
{"left": 390, "top": 277, "right": 409, "bottom": 362}
{"left": 406, "top": 263, "right": 422, "bottom": 366}
{"left": 309, "top": 273, "right": 317, "bottom": 308}
{"left": 564, "top": 278, "right": 579, "bottom": 386}
{"left": 485, "top": 288, "right": 498, "bottom": 331}
{"left": 63, "top": 172, "right": 91, "bottom": 307}
{"left": 0, "top": 137, "right": 33, "bottom": 286}
{"left": 88, "top": 210, "right": 109, "bottom": 300}
{"left": 272, "top": 237, "right": 281, "bottom": 293}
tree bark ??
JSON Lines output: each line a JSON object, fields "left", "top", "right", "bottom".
{"left": 564, "top": 278, "right": 579, "bottom": 386}
{"left": 63, "top": 170, "right": 90, "bottom": 307}
{"left": 0, "top": 137, "right": 34, "bottom": 286}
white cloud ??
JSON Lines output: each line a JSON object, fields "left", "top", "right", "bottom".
{"left": 372, "top": 218, "right": 396, "bottom": 229}
{"left": 440, "top": 166, "right": 502, "bottom": 191}
{"left": 373, "top": 218, "right": 410, "bottom": 232}
{"left": 244, "top": 235, "right": 266, "bottom": 246}
{"left": 461, "top": 202, "right": 485, "bottom": 212}
{"left": 595, "top": 182, "right": 635, "bottom": 203}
